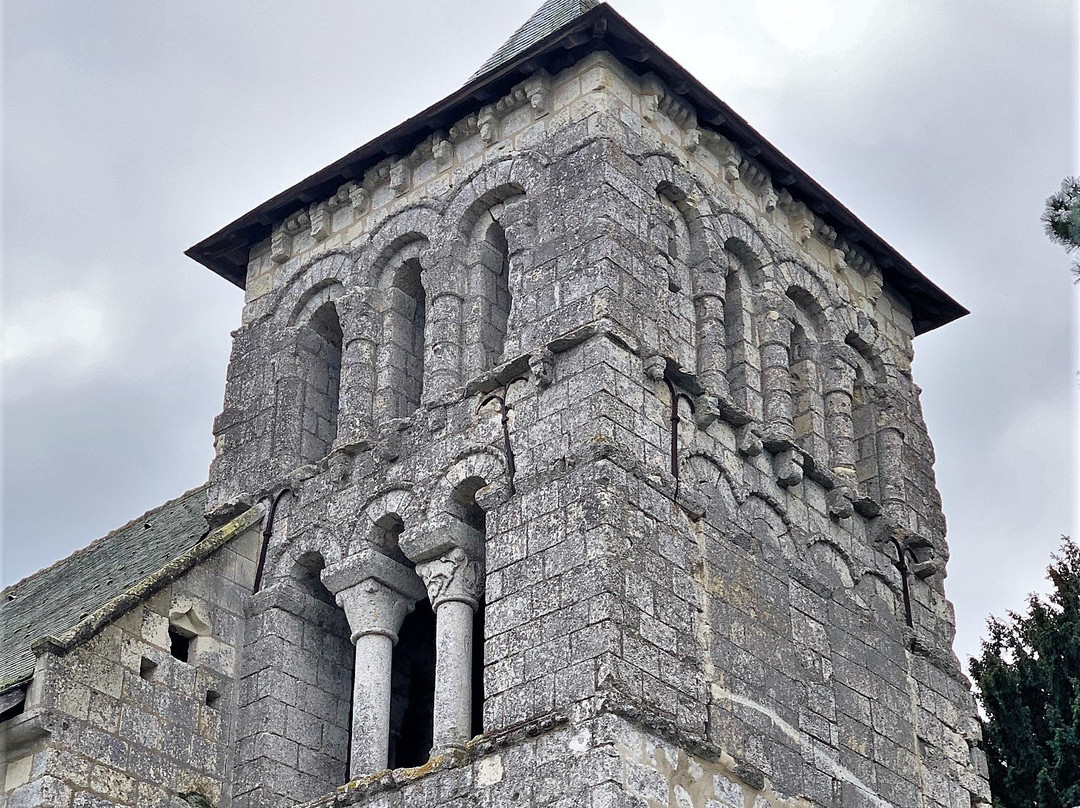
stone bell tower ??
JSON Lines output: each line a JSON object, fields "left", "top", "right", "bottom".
{"left": 187, "top": 2, "right": 990, "bottom": 806}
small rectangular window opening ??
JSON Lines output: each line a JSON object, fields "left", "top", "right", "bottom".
{"left": 205, "top": 689, "right": 221, "bottom": 709}
{"left": 168, "top": 627, "right": 192, "bottom": 663}
{"left": 139, "top": 657, "right": 159, "bottom": 681}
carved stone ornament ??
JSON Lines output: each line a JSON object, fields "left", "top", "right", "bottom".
{"left": 529, "top": 347, "right": 555, "bottom": 388}
{"left": 433, "top": 138, "right": 454, "bottom": 169}
{"left": 774, "top": 448, "right": 804, "bottom": 488}
{"left": 415, "top": 547, "right": 484, "bottom": 610}
{"left": 322, "top": 550, "right": 426, "bottom": 643}
{"left": 643, "top": 354, "right": 667, "bottom": 382}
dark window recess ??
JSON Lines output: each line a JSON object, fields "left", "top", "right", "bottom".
{"left": 169, "top": 627, "right": 192, "bottom": 662}
{"left": 388, "top": 598, "right": 437, "bottom": 769}
{"left": 471, "top": 601, "right": 485, "bottom": 737}
{"left": 0, "top": 685, "right": 27, "bottom": 722}
{"left": 140, "top": 657, "right": 159, "bottom": 681}
{"left": 205, "top": 690, "right": 221, "bottom": 709}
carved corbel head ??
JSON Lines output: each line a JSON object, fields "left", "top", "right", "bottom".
{"left": 478, "top": 106, "right": 498, "bottom": 145}
{"left": 348, "top": 184, "right": 370, "bottom": 213}
{"left": 390, "top": 162, "right": 410, "bottom": 194}
{"left": 643, "top": 354, "right": 667, "bottom": 382}
{"left": 310, "top": 202, "right": 332, "bottom": 242}
{"left": 529, "top": 347, "right": 555, "bottom": 388}
{"left": 433, "top": 137, "right": 454, "bottom": 169}
{"left": 523, "top": 71, "right": 551, "bottom": 116}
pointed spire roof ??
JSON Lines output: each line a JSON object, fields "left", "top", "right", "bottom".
{"left": 471, "top": 0, "right": 600, "bottom": 81}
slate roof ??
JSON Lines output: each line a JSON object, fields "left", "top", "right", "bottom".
{"left": 470, "top": 0, "right": 599, "bottom": 81}
{"left": 186, "top": 2, "right": 967, "bottom": 334}
{"left": 0, "top": 486, "right": 209, "bottom": 691}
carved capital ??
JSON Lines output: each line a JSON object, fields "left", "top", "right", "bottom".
{"left": 415, "top": 547, "right": 484, "bottom": 610}
{"left": 322, "top": 550, "right": 426, "bottom": 643}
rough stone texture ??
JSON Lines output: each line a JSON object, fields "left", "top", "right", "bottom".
{"left": 2, "top": 10, "right": 989, "bottom": 808}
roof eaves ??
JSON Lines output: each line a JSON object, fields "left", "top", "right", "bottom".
{"left": 186, "top": 3, "right": 966, "bottom": 333}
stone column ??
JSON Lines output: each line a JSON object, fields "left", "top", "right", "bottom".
{"left": 322, "top": 551, "right": 426, "bottom": 777}
{"left": 875, "top": 401, "right": 908, "bottom": 526}
{"left": 758, "top": 297, "right": 795, "bottom": 447}
{"left": 693, "top": 259, "right": 729, "bottom": 399}
{"left": 415, "top": 545, "right": 484, "bottom": 750}
{"left": 336, "top": 287, "right": 377, "bottom": 447}
{"left": 427, "top": 291, "right": 464, "bottom": 400}
{"left": 823, "top": 353, "right": 858, "bottom": 479}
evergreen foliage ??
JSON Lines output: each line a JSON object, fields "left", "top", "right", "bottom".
{"left": 970, "top": 537, "right": 1080, "bottom": 807}
{"left": 1042, "top": 177, "right": 1080, "bottom": 282}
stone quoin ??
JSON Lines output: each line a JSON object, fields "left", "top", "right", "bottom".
{"left": 0, "top": 2, "right": 990, "bottom": 807}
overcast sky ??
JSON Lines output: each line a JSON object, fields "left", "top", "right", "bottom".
{"left": 3, "top": 1, "right": 1078, "bottom": 672}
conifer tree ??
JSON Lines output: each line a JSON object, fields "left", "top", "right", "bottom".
{"left": 1042, "top": 177, "right": 1080, "bottom": 283}
{"left": 970, "top": 537, "right": 1080, "bottom": 807}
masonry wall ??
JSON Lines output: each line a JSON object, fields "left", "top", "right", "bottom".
{"left": 201, "top": 47, "right": 988, "bottom": 808}
{"left": 0, "top": 520, "right": 260, "bottom": 808}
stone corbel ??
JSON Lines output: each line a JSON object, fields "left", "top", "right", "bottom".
{"left": 477, "top": 106, "right": 498, "bottom": 145}
{"left": 310, "top": 202, "right": 332, "bottom": 241}
{"left": 283, "top": 210, "right": 309, "bottom": 236}
{"left": 390, "top": 162, "right": 410, "bottom": 194}
{"left": 711, "top": 137, "right": 741, "bottom": 183}
{"left": 643, "top": 354, "right": 667, "bottom": 383}
{"left": 348, "top": 183, "right": 371, "bottom": 213}
{"left": 736, "top": 424, "right": 762, "bottom": 457}
{"left": 641, "top": 73, "right": 662, "bottom": 122}
{"left": 827, "top": 486, "right": 854, "bottom": 519}
{"left": 760, "top": 176, "right": 778, "bottom": 213}
{"left": 321, "top": 549, "right": 426, "bottom": 643}
{"left": 864, "top": 269, "right": 884, "bottom": 304}
{"left": 779, "top": 190, "right": 813, "bottom": 244}
{"left": 433, "top": 137, "right": 454, "bottom": 169}
{"left": 774, "top": 447, "right": 804, "bottom": 488}
{"left": 739, "top": 158, "right": 767, "bottom": 189}
{"left": 529, "top": 346, "right": 554, "bottom": 388}
{"left": 449, "top": 113, "right": 479, "bottom": 143}
{"left": 270, "top": 228, "right": 292, "bottom": 264}
{"left": 841, "top": 241, "right": 873, "bottom": 276}
{"left": 328, "top": 184, "right": 352, "bottom": 211}
{"left": 523, "top": 70, "right": 551, "bottom": 116}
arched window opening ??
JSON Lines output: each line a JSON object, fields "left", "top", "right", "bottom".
{"left": 722, "top": 247, "right": 759, "bottom": 419}
{"left": 847, "top": 349, "right": 881, "bottom": 497}
{"left": 369, "top": 512, "right": 437, "bottom": 769}
{"left": 657, "top": 195, "right": 695, "bottom": 369}
{"left": 787, "top": 296, "right": 827, "bottom": 461}
{"left": 388, "top": 598, "right": 436, "bottom": 768}
{"left": 297, "top": 302, "right": 343, "bottom": 464}
{"left": 288, "top": 552, "right": 353, "bottom": 789}
{"left": 452, "top": 477, "right": 487, "bottom": 739}
{"left": 384, "top": 259, "right": 426, "bottom": 417}
{"left": 476, "top": 220, "right": 511, "bottom": 371}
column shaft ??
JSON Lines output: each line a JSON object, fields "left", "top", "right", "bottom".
{"left": 432, "top": 599, "right": 474, "bottom": 749}
{"left": 694, "top": 264, "right": 728, "bottom": 396}
{"left": 350, "top": 632, "right": 394, "bottom": 776}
